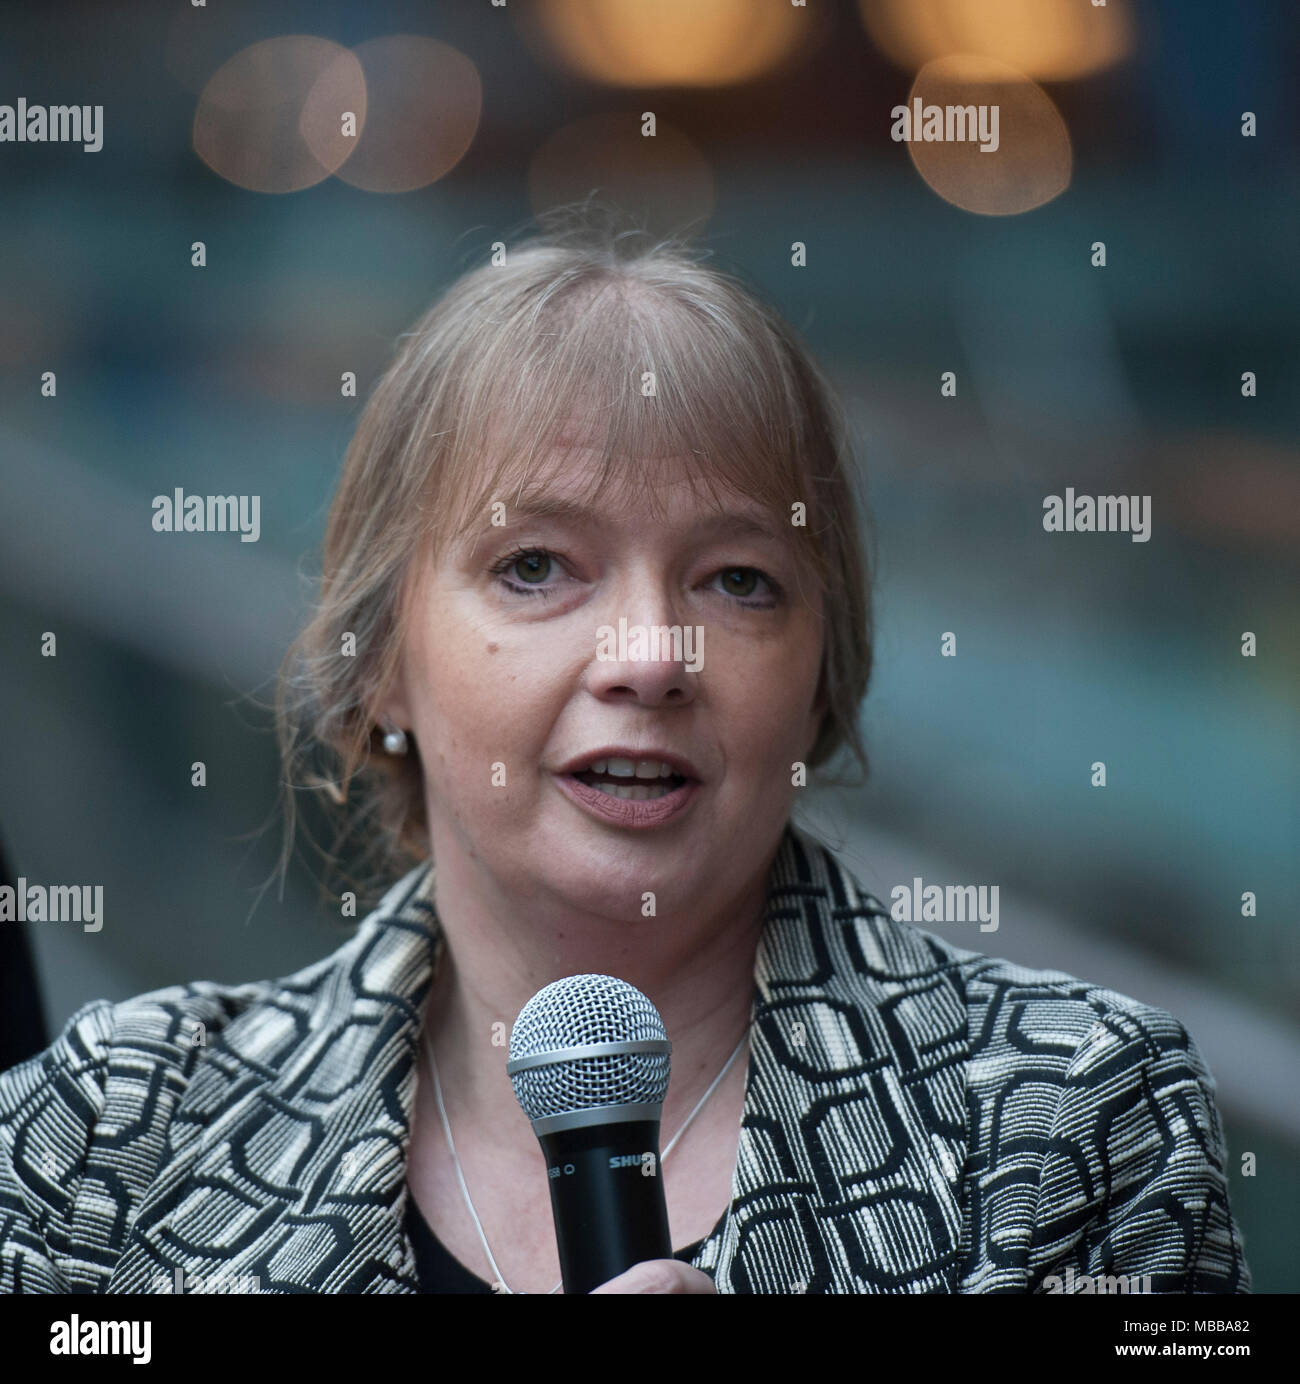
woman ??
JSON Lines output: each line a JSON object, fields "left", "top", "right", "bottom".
{"left": 0, "top": 219, "right": 1251, "bottom": 1295}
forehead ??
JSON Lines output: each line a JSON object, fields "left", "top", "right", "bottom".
{"left": 523, "top": 448, "right": 777, "bottom": 521}
{"left": 465, "top": 442, "right": 795, "bottom": 545}
{"left": 429, "top": 369, "right": 818, "bottom": 574}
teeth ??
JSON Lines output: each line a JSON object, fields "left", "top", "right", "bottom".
{"left": 578, "top": 756, "right": 684, "bottom": 779}
{"left": 592, "top": 782, "right": 674, "bottom": 800}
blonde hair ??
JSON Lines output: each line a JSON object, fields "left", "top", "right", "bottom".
{"left": 277, "top": 209, "right": 875, "bottom": 898}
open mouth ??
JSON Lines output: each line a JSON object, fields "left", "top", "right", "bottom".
{"left": 570, "top": 757, "right": 689, "bottom": 801}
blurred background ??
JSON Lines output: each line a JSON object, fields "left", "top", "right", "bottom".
{"left": 0, "top": 0, "right": 1295, "bottom": 1289}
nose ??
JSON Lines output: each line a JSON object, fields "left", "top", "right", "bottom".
{"left": 583, "top": 578, "right": 700, "bottom": 708}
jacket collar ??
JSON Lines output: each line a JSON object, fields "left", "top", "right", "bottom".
{"left": 111, "top": 824, "right": 968, "bottom": 1293}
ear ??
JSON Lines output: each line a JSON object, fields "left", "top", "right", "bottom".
{"left": 377, "top": 669, "right": 412, "bottom": 731}
{"left": 377, "top": 565, "right": 423, "bottom": 732}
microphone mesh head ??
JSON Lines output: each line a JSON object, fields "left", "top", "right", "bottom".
{"left": 509, "top": 974, "right": 670, "bottom": 1122}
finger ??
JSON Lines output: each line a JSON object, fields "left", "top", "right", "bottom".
{"left": 589, "top": 1259, "right": 716, "bottom": 1294}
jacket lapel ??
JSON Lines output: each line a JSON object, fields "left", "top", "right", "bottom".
{"left": 711, "top": 825, "right": 969, "bottom": 1293}
{"left": 108, "top": 867, "right": 438, "bottom": 1294}
{"left": 109, "top": 824, "right": 969, "bottom": 1294}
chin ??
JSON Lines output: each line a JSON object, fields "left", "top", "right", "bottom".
{"left": 538, "top": 847, "right": 689, "bottom": 920}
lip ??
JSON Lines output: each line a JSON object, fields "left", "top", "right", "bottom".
{"left": 554, "top": 771, "right": 701, "bottom": 830}
{"left": 552, "top": 746, "right": 704, "bottom": 831}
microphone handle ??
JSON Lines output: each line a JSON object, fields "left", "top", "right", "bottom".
{"left": 537, "top": 1119, "right": 672, "bottom": 1293}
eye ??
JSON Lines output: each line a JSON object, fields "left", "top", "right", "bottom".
{"left": 490, "top": 546, "right": 562, "bottom": 598}
{"left": 712, "top": 566, "right": 780, "bottom": 607}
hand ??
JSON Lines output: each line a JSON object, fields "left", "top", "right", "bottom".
{"left": 589, "top": 1259, "right": 718, "bottom": 1294}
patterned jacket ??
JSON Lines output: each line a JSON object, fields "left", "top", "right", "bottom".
{"left": 0, "top": 824, "right": 1250, "bottom": 1293}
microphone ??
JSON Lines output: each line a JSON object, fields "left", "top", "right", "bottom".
{"left": 507, "top": 974, "right": 673, "bottom": 1294}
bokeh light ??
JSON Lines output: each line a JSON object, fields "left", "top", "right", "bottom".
{"left": 192, "top": 36, "right": 365, "bottom": 194}
{"left": 859, "top": 0, "right": 1135, "bottom": 81}
{"left": 903, "top": 55, "right": 1071, "bottom": 216}
{"left": 531, "top": 0, "right": 806, "bottom": 87}
{"left": 329, "top": 35, "right": 481, "bottom": 193}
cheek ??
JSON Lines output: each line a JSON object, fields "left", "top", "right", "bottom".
{"left": 413, "top": 628, "right": 562, "bottom": 776}
{"left": 713, "top": 624, "right": 822, "bottom": 742}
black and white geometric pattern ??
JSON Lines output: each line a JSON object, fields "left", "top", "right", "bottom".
{"left": 0, "top": 824, "right": 1250, "bottom": 1293}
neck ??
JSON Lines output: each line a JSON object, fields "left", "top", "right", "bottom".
{"left": 419, "top": 827, "right": 774, "bottom": 1143}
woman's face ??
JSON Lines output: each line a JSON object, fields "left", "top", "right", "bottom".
{"left": 384, "top": 445, "right": 826, "bottom": 928}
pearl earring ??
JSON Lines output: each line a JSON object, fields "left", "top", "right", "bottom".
{"left": 381, "top": 720, "right": 409, "bottom": 756}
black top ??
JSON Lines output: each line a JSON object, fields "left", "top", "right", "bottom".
{"left": 404, "top": 1194, "right": 723, "bottom": 1294}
